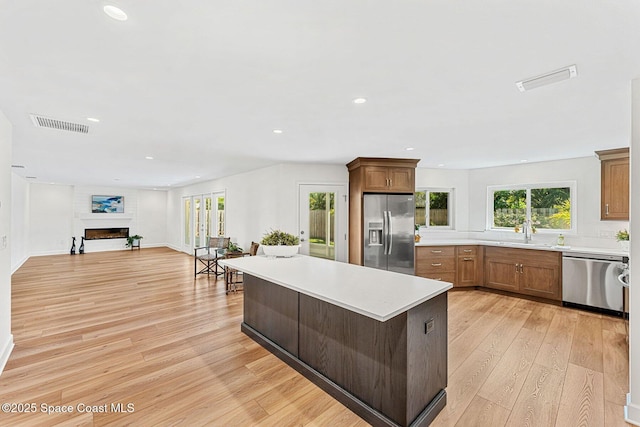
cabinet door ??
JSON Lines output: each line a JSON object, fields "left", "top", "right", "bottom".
{"left": 388, "top": 168, "right": 415, "bottom": 192}
{"left": 519, "top": 263, "right": 561, "bottom": 300}
{"left": 484, "top": 258, "right": 519, "bottom": 292}
{"left": 363, "top": 167, "right": 391, "bottom": 192}
{"left": 602, "top": 157, "right": 629, "bottom": 220}
{"left": 457, "top": 256, "right": 478, "bottom": 287}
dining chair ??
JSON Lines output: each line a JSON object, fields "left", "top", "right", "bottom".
{"left": 194, "top": 237, "right": 230, "bottom": 278}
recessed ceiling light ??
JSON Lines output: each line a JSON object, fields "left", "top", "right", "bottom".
{"left": 195, "top": 175, "right": 201, "bottom": 179}
{"left": 145, "top": 156, "right": 154, "bottom": 160}
{"left": 437, "top": 164, "right": 445, "bottom": 167}
{"left": 405, "top": 147, "right": 415, "bottom": 151}
{"left": 87, "top": 117, "right": 100, "bottom": 123}
{"left": 273, "top": 129, "right": 283, "bottom": 134}
{"left": 353, "top": 98, "right": 367, "bottom": 104}
{"left": 520, "top": 159, "right": 528, "bottom": 163}
{"left": 104, "top": 5, "right": 128, "bottom": 21}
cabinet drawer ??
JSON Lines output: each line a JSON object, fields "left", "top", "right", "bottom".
{"left": 416, "top": 271, "right": 456, "bottom": 283}
{"left": 416, "top": 246, "right": 456, "bottom": 258}
{"left": 457, "top": 246, "right": 477, "bottom": 256}
{"left": 416, "top": 257, "right": 456, "bottom": 273}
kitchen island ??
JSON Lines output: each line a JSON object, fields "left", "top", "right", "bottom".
{"left": 219, "top": 255, "right": 452, "bottom": 427}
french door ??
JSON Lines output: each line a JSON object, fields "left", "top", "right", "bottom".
{"left": 298, "top": 184, "right": 348, "bottom": 262}
{"left": 182, "top": 192, "right": 225, "bottom": 253}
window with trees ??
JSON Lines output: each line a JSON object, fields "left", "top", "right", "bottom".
{"left": 415, "top": 189, "right": 453, "bottom": 229}
{"left": 489, "top": 183, "right": 574, "bottom": 232}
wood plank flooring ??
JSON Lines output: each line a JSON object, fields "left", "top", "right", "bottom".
{"left": 0, "top": 247, "right": 630, "bottom": 426}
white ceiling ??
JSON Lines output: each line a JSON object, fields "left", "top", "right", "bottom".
{"left": 2, "top": 1, "right": 640, "bottom": 189}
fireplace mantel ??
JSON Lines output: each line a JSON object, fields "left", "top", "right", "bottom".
{"left": 78, "top": 213, "right": 133, "bottom": 220}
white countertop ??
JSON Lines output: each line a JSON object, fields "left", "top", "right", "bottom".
{"left": 219, "top": 255, "right": 452, "bottom": 322}
{"left": 415, "top": 239, "right": 629, "bottom": 257}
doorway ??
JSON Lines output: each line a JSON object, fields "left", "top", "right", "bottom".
{"left": 182, "top": 192, "right": 225, "bottom": 254}
{"left": 298, "top": 184, "right": 348, "bottom": 262}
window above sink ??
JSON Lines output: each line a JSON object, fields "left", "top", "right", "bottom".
{"left": 487, "top": 181, "right": 576, "bottom": 234}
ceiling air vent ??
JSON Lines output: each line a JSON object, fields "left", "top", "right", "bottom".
{"left": 516, "top": 65, "right": 577, "bottom": 92}
{"left": 30, "top": 114, "right": 89, "bottom": 134}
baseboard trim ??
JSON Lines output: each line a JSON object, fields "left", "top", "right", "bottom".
{"left": 626, "top": 393, "right": 640, "bottom": 426}
{"left": 0, "top": 334, "right": 14, "bottom": 377}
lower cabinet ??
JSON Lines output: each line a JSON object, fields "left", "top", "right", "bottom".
{"left": 416, "top": 245, "right": 483, "bottom": 287}
{"left": 415, "top": 246, "right": 456, "bottom": 284}
{"left": 456, "top": 246, "right": 483, "bottom": 287}
{"left": 484, "top": 247, "right": 561, "bottom": 301}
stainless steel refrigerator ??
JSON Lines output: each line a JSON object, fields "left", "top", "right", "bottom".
{"left": 363, "top": 194, "right": 415, "bottom": 275}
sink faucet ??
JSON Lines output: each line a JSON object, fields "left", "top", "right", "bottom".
{"left": 523, "top": 219, "right": 532, "bottom": 243}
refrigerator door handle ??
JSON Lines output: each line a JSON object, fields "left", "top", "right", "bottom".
{"left": 383, "top": 211, "right": 389, "bottom": 255}
{"left": 388, "top": 210, "right": 393, "bottom": 254}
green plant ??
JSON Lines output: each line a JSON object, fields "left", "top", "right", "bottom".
{"left": 616, "top": 229, "right": 629, "bottom": 241}
{"left": 261, "top": 229, "right": 300, "bottom": 246}
{"left": 415, "top": 223, "right": 420, "bottom": 231}
{"left": 228, "top": 241, "right": 243, "bottom": 252}
{"left": 126, "top": 234, "right": 143, "bottom": 247}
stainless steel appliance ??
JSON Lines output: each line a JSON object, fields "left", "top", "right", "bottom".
{"left": 363, "top": 194, "right": 415, "bottom": 275}
{"left": 562, "top": 252, "right": 628, "bottom": 316}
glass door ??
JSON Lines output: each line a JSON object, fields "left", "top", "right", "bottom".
{"left": 183, "top": 193, "right": 223, "bottom": 253}
{"left": 299, "top": 184, "right": 348, "bottom": 262}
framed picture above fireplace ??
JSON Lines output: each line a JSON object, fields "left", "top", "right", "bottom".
{"left": 92, "top": 195, "right": 124, "bottom": 213}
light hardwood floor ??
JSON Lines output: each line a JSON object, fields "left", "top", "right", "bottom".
{"left": 0, "top": 247, "right": 631, "bottom": 426}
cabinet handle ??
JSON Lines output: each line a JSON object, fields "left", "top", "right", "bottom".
{"left": 515, "top": 263, "right": 519, "bottom": 272}
{"left": 519, "top": 264, "right": 524, "bottom": 273}
{"left": 389, "top": 178, "right": 392, "bottom": 187}
{"left": 463, "top": 249, "right": 472, "bottom": 253}
{"left": 431, "top": 250, "right": 442, "bottom": 254}
{"left": 605, "top": 204, "right": 609, "bottom": 216}
{"left": 431, "top": 263, "right": 442, "bottom": 267}
{"left": 463, "top": 257, "right": 473, "bottom": 261}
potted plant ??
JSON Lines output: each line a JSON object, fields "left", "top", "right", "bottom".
{"left": 227, "top": 242, "right": 243, "bottom": 253}
{"left": 616, "top": 229, "right": 630, "bottom": 250}
{"left": 126, "top": 234, "right": 143, "bottom": 249}
{"left": 415, "top": 224, "right": 421, "bottom": 242}
{"left": 260, "top": 229, "right": 300, "bottom": 257}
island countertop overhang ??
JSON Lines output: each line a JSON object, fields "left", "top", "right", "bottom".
{"left": 219, "top": 255, "right": 452, "bottom": 322}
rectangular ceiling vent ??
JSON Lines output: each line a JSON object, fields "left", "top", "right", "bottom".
{"left": 516, "top": 65, "right": 577, "bottom": 92}
{"left": 30, "top": 114, "right": 89, "bottom": 134}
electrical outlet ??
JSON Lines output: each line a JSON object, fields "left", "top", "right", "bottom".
{"left": 1, "top": 235, "right": 6, "bottom": 249}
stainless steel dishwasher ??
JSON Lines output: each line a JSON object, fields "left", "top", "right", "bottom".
{"left": 562, "top": 252, "right": 628, "bottom": 316}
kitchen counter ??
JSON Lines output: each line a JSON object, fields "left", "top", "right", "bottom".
{"left": 415, "top": 239, "right": 629, "bottom": 257}
{"left": 219, "top": 254, "right": 450, "bottom": 426}
{"left": 219, "top": 254, "right": 451, "bottom": 321}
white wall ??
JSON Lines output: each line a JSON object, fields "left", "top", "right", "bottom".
{"left": 416, "top": 167, "right": 470, "bottom": 233}
{"left": 626, "top": 77, "right": 640, "bottom": 425}
{"left": 167, "top": 163, "right": 349, "bottom": 252}
{"left": 28, "top": 185, "right": 168, "bottom": 256}
{"left": 10, "top": 173, "right": 29, "bottom": 272}
{"left": 0, "top": 111, "right": 14, "bottom": 375}
{"left": 465, "top": 156, "right": 628, "bottom": 248}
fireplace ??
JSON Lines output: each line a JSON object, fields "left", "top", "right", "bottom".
{"left": 85, "top": 228, "right": 130, "bottom": 240}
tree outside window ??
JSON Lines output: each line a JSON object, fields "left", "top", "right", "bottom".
{"left": 415, "top": 189, "right": 453, "bottom": 228}
{"left": 491, "top": 185, "right": 572, "bottom": 231}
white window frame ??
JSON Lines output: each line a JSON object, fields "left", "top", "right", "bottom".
{"left": 486, "top": 181, "right": 577, "bottom": 234}
{"left": 416, "top": 188, "right": 454, "bottom": 230}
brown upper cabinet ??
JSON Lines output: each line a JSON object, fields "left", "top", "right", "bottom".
{"left": 347, "top": 158, "right": 418, "bottom": 194}
{"left": 596, "top": 148, "right": 629, "bottom": 221}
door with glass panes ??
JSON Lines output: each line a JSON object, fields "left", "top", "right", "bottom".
{"left": 298, "top": 184, "right": 347, "bottom": 262}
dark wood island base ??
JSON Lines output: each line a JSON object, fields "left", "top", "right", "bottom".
{"left": 242, "top": 274, "right": 448, "bottom": 427}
